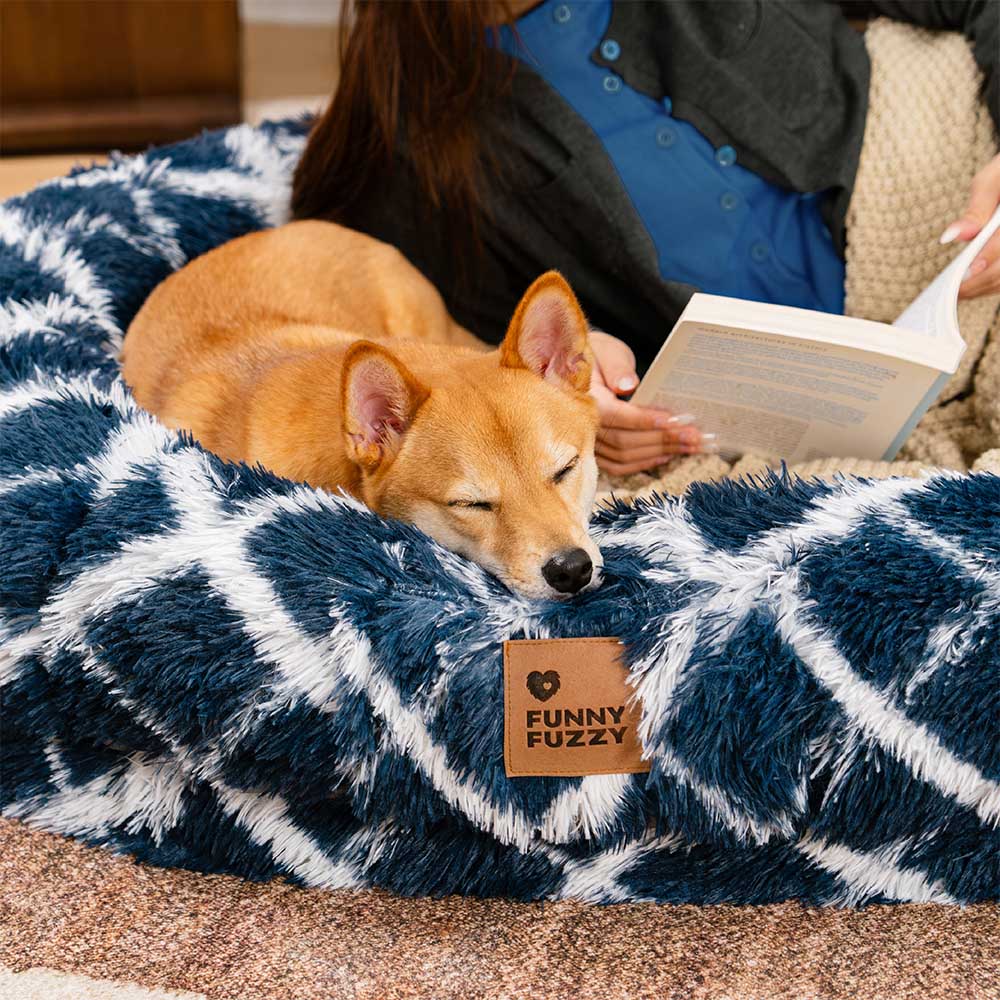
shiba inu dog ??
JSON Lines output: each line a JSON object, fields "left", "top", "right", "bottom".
{"left": 122, "top": 220, "right": 602, "bottom": 598}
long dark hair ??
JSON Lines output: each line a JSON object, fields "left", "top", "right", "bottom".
{"left": 291, "top": 1, "right": 514, "bottom": 235}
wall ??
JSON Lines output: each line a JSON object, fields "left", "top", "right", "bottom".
{"left": 239, "top": 0, "right": 341, "bottom": 25}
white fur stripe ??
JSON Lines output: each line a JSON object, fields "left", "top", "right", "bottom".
{"left": 0, "top": 206, "right": 115, "bottom": 328}
{"left": 0, "top": 294, "right": 115, "bottom": 342}
{"left": 550, "top": 829, "right": 687, "bottom": 903}
{"left": 538, "top": 774, "right": 636, "bottom": 845}
{"left": 0, "top": 384, "right": 66, "bottom": 421}
{"left": 7, "top": 744, "right": 189, "bottom": 843}
{"left": 0, "top": 375, "right": 121, "bottom": 421}
{"left": 797, "top": 834, "right": 958, "bottom": 905}
{"left": 553, "top": 839, "right": 656, "bottom": 903}
{"left": 213, "top": 785, "right": 362, "bottom": 889}
{"left": 10, "top": 744, "right": 362, "bottom": 889}
{"left": 162, "top": 169, "right": 290, "bottom": 227}
{"left": 85, "top": 416, "right": 177, "bottom": 499}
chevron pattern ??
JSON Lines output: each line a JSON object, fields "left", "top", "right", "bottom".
{"left": 1, "top": 121, "right": 998, "bottom": 906}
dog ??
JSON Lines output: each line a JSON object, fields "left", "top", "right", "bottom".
{"left": 122, "top": 220, "right": 603, "bottom": 598}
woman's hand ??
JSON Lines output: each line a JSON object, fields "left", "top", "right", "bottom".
{"left": 944, "top": 153, "right": 1000, "bottom": 300}
{"left": 588, "top": 330, "right": 715, "bottom": 475}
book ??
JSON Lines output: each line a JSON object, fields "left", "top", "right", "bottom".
{"left": 631, "top": 205, "right": 1000, "bottom": 463}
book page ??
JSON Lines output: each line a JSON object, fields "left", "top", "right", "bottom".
{"left": 895, "top": 204, "right": 1000, "bottom": 338}
{"left": 632, "top": 320, "right": 941, "bottom": 463}
{"left": 677, "top": 292, "right": 961, "bottom": 371}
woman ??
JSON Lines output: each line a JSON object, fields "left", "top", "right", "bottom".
{"left": 292, "top": 0, "right": 1000, "bottom": 475}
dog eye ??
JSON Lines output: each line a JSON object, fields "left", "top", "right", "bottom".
{"left": 552, "top": 456, "right": 579, "bottom": 484}
{"left": 448, "top": 499, "right": 494, "bottom": 511}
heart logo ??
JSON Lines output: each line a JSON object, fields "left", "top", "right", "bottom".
{"left": 526, "top": 670, "right": 561, "bottom": 702}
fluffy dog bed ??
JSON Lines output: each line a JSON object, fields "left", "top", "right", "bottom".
{"left": 1, "top": 118, "right": 998, "bottom": 906}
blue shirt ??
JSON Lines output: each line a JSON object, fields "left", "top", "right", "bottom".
{"left": 498, "top": 0, "right": 846, "bottom": 314}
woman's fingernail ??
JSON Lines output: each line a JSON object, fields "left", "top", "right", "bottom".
{"left": 963, "top": 257, "right": 988, "bottom": 281}
{"left": 678, "top": 426, "right": 700, "bottom": 445}
{"left": 939, "top": 223, "right": 962, "bottom": 245}
{"left": 616, "top": 376, "right": 637, "bottom": 392}
{"left": 682, "top": 437, "right": 719, "bottom": 455}
{"left": 656, "top": 412, "right": 695, "bottom": 428}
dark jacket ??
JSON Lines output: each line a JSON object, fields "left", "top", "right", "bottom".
{"left": 327, "top": 1, "right": 1000, "bottom": 371}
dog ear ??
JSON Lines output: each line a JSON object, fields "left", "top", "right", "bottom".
{"left": 341, "top": 342, "right": 429, "bottom": 470}
{"left": 499, "top": 271, "right": 593, "bottom": 393}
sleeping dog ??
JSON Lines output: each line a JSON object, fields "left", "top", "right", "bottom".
{"left": 122, "top": 220, "right": 602, "bottom": 598}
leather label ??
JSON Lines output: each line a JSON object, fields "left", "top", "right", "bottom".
{"left": 503, "top": 638, "right": 650, "bottom": 777}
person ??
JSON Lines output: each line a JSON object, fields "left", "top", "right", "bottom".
{"left": 292, "top": 0, "right": 1000, "bottom": 475}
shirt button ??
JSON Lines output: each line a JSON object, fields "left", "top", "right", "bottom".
{"left": 715, "top": 144, "right": 737, "bottom": 167}
{"left": 656, "top": 126, "right": 677, "bottom": 148}
{"left": 719, "top": 191, "right": 740, "bottom": 212}
{"left": 553, "top": 3, "right": 571, "bottom": 23}
{"left": 750, "top": 241, "right": 769, "bottom": 262}
{"left": 662, "top": 96, "right": 673, "bottom": 115}
{"left": 600, "top": 39, "right": 621, "bottom": 61}
{"left": 603, "top": 74, "right": 622, "bottom": 94}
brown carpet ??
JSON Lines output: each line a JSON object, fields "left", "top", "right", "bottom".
{"left": 1, "top": 820, "right": 997, "bottom": 999}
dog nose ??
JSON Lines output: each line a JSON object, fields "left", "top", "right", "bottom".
{"left": 542, "top": 548, "right": 593, "bottom": 594}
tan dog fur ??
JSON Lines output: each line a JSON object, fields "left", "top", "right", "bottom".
{"left": 122, "top": 220, "right": 602, "bottom": 598}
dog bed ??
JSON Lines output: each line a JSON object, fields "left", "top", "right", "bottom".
{"left": 1, "top": 118, "right": 998, "bottom": 907}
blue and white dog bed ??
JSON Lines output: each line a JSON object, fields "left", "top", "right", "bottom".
{"left": 1, "top": 121, "right": 998, "bottom": 906}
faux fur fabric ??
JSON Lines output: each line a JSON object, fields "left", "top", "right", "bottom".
{"left": 1, "top": 121, "right": 998, "bottom": 906}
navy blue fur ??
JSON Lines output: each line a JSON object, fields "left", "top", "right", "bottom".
{"left": 617, "top": 838, "right": 847, "bottom": 906}
{"left": 6, "top": 649, "right": 167, "bottom": 757}
{"left": 902, "top": 474, "right": 1000, "bottom": 564}
{"left": 685, "top": 470, "right": 837, "bottom": 552}
{"left": 0, "top": 731, "right": 57, "bottom": 809}
{"left": 0, "top": 395, "right": 120, "bottom": 478}
{"left": 0, "top": 479, "right": 90, "bottom": 617}
{"left": 0, "top": 330, "right": 120, "bottom": 387}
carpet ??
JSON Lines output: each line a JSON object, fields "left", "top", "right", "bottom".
{"left": 1, "top": 819, "right": 997, "bottom": 1000}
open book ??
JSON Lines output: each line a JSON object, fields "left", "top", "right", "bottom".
{"left": 632, "top": 206, "right": 1000, "bottom": 463}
